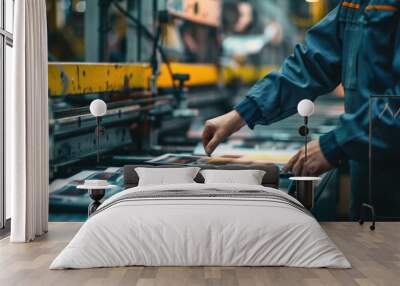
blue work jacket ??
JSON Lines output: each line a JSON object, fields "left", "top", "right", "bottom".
{"left": 235, "top": 0, "right": 400, "bottom": 166}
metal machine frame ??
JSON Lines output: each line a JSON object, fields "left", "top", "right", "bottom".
{"left": 84, "top": 0, "right": 161, "bottom": 62}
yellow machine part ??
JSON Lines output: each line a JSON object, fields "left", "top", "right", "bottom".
{"left": 158, "top": 63, "right": 220, "bottom": 88}
{"left": 48, "top": 62, "right": 276, "bottom": 96}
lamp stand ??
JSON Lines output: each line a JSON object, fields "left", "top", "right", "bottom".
{"left": 298, "top": 116, "right": 309, "bottom": 164}
{"left": 95, "top": 117, "right": 105, "bottom": 163}
{"left": 304, "top": 116, "right": 308, "bottom": 163}
{"left": 96, "top": 117, "right": 100, "bottom": 163}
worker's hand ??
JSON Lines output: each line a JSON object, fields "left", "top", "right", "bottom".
{"left": 283, "top": 139, "right": 333, "bottom": 176}
{"left": 202, "top": 110, "right": 246, "bottom": 155}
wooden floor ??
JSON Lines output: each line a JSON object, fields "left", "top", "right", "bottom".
{"left": 0, "top": 222, "right": 399, "bottom": 286}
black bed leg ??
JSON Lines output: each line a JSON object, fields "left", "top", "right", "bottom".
{"left": 359, "top": 203, "right": 375, "bottom": 231}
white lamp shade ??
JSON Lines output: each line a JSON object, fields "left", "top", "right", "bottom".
{"left": 297, "top": 99, "right": 315, "bottom": 117}
{"left": 90, "top": 99, "right": 107, "bottom": 117}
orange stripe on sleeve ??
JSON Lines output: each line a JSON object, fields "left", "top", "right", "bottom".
{"left": 341, "top": 2, "right": 361, "bottom": 9}
{"left": 365, "top": 4, "right": 398, "bottom": 11}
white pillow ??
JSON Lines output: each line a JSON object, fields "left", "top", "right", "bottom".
{"left": 200, "top": 169, "right": 266, "bottom": 185}
{"left": 135, "top": 167, "right": 201, "bottom": 186}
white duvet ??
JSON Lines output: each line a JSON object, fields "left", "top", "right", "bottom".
{"left": 50, "top": 183, "right": 351, "bottom": 269}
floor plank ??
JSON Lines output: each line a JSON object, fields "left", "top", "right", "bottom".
{"left": 0, "top": 222, "right": 399, "bottom": 286}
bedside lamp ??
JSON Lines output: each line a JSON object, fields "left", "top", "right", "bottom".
{"left": 297, "top": 99, "right": 314, "bottom": 162}
{"left": 90, "top": 99, "right": 107, "bottom": 163}
{"left": 289, "top": 99, "right": 320, "bottom": 210}
{"left": 297, "top": 98, "right": 314, "bottom": 117}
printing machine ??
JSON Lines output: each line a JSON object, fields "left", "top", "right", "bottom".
{"left": 48, "top": 61, "right": 272, "bottom": 179}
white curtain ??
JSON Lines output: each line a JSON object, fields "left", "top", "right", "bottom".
{"left": 7, "top": 0, "right": 49, "bottom": 242}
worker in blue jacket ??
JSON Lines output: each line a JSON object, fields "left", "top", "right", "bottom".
{"left": 202, "top": 0, "right": 400, "bottom": 218}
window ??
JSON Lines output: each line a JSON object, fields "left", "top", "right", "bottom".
{"left": 0, "top": 0, "right": 14, "bottom": 229}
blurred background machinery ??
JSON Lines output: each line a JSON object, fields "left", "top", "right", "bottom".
{"left": 46, "top": 0, "right": 347, "bottom": 221}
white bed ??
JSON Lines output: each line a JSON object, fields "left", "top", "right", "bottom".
{"left": 50, "top": 183, "right": 351, "bottom": 269}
